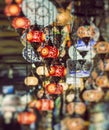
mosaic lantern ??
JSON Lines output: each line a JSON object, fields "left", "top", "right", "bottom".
{"left": 49, "top": 65, "right": 66, "bottom": 77}
{"left": 17, "top": 111, "right": 36, "bottom": 125}
{"left": 40, "top": 45, "right": 59, "bottom": 58}
{"left": 27, "top": 30, "right": 45, "bottom": 43}
{"left": 12, "top": 17, "right": 30, "bottom": 29}
{"left": 35, "top": 99, "right": 54, "bottom": 111}
{"left": 4, "top": 4, "right": 21, "bottom": 16}
{"left": 24, "top": 76, "right": 38, "bottom": 86}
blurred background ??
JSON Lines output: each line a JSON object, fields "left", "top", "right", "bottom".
{"left": 0, "top": 0, "right": 109, "bottom": 130}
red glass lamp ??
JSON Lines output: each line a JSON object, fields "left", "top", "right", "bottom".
{"left": 35, "top": 99, "right": 54, "bottom": 111}
{"left": 46, "top": 83, "right": 63, "bottom": 94}
{"left": 40, "top": 46, "right": 59, "bottom": 58}
{"left": 26, "top": 30, "right": 45, "bottom": 43}
{"left": 49, "top": 65, "right": 66, "bottom": 77}
{"left": 17, "top": 111, "right": 36, "bottom": 125}
{"left": 12, "top": 17, "right": 30, "bottom": 29}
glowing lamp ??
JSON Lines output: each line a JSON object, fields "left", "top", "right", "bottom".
{"left": 93, "top": 41, "right": 109, "bottom": 54}
{"left": 17, "top": 112, "right": 36, "bottom": 125}
{"left": 26, "top": 30, "right": 45, "bottom": 43}
{"left": 46, "top": 83, "right": 63, "bottom": 94}
{"left": 82, "top": 89, "right": 104, "bottom": 102}
{"left": 24, "top": 76, "right": 38, "bottom": 86}
{"left": 36, "top": 65, "right": 49, "bottom": 76}
{"left": 12, "top": 17, "right": 30, "bottom": 29}
{"left": 4, "top": 4, "right": 21, "bottom": 16}
{"left": 66, "top": 93, "right": 75, "bottom": 103}
{"left": 66, "top": 102, "right": 86, "bottom": 115}
{"left": 49, "top": 65, "right": 66, "bottom": 77}
{"left": 35, "top": 99, "right": 54, "bottom": 111}
{"left": 74, "top": 102, "right": 86, "bottom": 115}
{"left": 46, "top": 83, "right": 56, "bottom": 94}
{"left": 77, "top": 25, "right": 95, "bottom": 39}
{"left": 96, "top": 75, "right": 109, "bottom": 88}
{"left": 56, "top": 9, "right": 73, "bottom": 26}
{"left": 67, "top": 117, "right": 85, "bottom": 130}
{"left": 40, "top": 46, "right": 59, "bottom": 58}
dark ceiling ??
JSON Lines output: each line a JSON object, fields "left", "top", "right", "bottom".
{"left": 0, "top": 0, "right": 109, "bottom": 91}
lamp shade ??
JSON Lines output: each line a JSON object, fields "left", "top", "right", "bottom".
{"left": 36, "top": 65, "right": 49, "bottom": 76}
{"left": 66, "top": 102, "right": 86, "bottom": 115}
{"left": 49, "top": 65, "right": 66, "bottom": 77}
{"left": 35, "top": 99, "right": 54, "bottom": 111}
{"left": 67, "top": 117, "right": 85, "bottom": 130}
{"left": 93, "top": 41, "right": 109, "bottom": 54}
{"left": 40, "top": 46, "right": 59, "bottom": 58}
{"left": 77, "top": 25, "right": 95, "bottom": 39}
{"left": 27, "top": 30, "right": 45, "bottom": 43}
{"left": 46, "top": 83, "right": 63, "bottom": 94}
{"left": 24, "top": 76, "right": 38, "bottom": 86}
{"left": 56, "top": 9, "right": 73, "bottom": 26}
{"left": 17, "top": 111, "right": 36, "bottom": 125}
{"left": 46, "top": 83, "right": 56, "bottom": 94}
{"left": 82, "top": 89, "right": 104, "bottom": 102}
{"left": 74, "top": 102, "right": 86, "bottom": 115}
{"left": 95, "top": 75, "right": 109, "bottom": 88}
{"left": 4, "top": 4, "right": 21, "bottom": 16}
{"left": 12, "top": 17, "right": 30, "bottom": 29}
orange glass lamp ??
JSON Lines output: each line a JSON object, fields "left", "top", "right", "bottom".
{"left": 17, "top": 111, "right": 36, "bottom": 125}
{"left": 26, "top": 30, "right": 45, "bottom": 43}
{"left": 77, "top": 25, "right": 95, "bottom": 39}
{"left": 49, "top": 65, "right": 66, "bottom": 77}
{"left": 66, "top": 101, "right": 86, "bottom": 115}
{"left": 35, "top": 99, "right": 54, "bottom": 111}
{"left": 67, "top": 117, "right": 85, "bottom": 130}
{"left": 4, "top": 4, "right": 21, "bottom": 16}
{"left": 77, "top": 24, "right": 95, "bottom": 44}
{"left": 24, "top": 76, "right": 38, "bottom": 87}
{"left": 46, "top": 83, "right": 63, "bottom": 95}
{"left": 95, "top": 75, "right": 109, "bottom": 88}
{"left": 40, "top": 45, "right": 59, "bottom": 58}
{"left": 82, "top": 88, "right": 104, "bottom": 102}
{"left": 12, "top": 17, "right": 30, "bottom": 29}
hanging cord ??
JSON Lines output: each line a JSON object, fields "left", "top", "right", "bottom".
{"left": 70, "top": 0, "right": 80, "bottom": 116}
{"left": 41, "top": 0, "right": 48, "bottom": 98}
{"left": 73, "top": 46, "right": 78, "bottom": 96}
{"left": 84, "top": 0, "right": 88, "bottom": 22}
{"left": 34, "top": 0, "right": 37, "bottom": 25}
{"left": 24, "top": 0, "right": 31, "bottom": 108}
{"left": 42, "top": 0, "right": 44, "bottom": 29}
